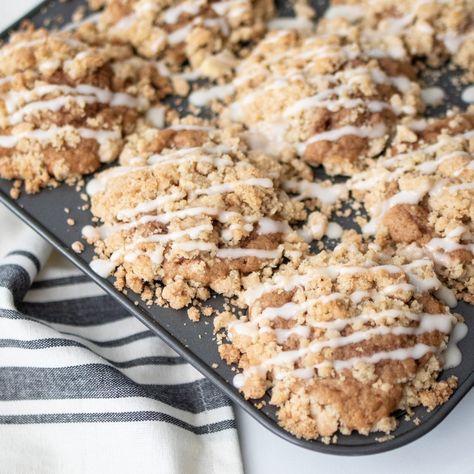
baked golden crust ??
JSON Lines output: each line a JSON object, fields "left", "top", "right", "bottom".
{"left": 217, "top": 233, "right": 457, "bottom": 440}
{"left": 85, "top": 122, "right": 308, "bottom": 308}
{"left": 0, "top": 27, "right": 169, "bottom": 193}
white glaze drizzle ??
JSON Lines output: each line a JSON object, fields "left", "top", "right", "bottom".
{"left": 3, "top": 83, "right": 147, "bottom": 116}
{"left": 61, "top": 12, "right": 101, "bottom": 32}
{"left": 283, "top": 83, "right": 413, "bottom": 117}
{"left": 146, "top": 106, "right": 165, "bottom": 128}
{"left": 326, "top": 222, "right": 343, "bottom": 239}
{"left": 216, "top": 248, "right": 281, "bottom": 259}
{"left": 242, "top": 259, "right": 440, "bottom": 306}
{"left": 0, "top": 35, "right": 86, "bottom": 59}
{"left": 89, "top": 258, "right": 116, "bottom": 278}
{"left": 189, "top": 84, "right": 235, "bottom": 107}
{"left": 297, "top": 123, "right": 387, "bottom": 155}
{"left": 0, "top": 126, "right": 120, "bottom": 162}
{"left": 283, "top": 179, "right": 346, "bottom": 204}
{"left": 421, "top": 86, "right": 445, "bottom": 107}
{"left": 110, "top": 0, "right": 245, "bottom": 50}
{"left": 425, "top": 226, "right": 474, "bottom": 267}
{"left": 258, "top": 343, "right": 438, "bottom": 383}
{"left": 190, "top": 177, "right": 273, "bottom": 198}
{"left": 352, "top": 129, "right": 474, "bottom": 240}
{"left": 82, "top": 225, "right": 101, "bottom": 242}
{"left": 163, "top": 1, "right": 203, "bottom": 24}
{"left": 324, "top": 5, "right": 364, "bottom": 23}
{"left": 212, "top": 0, "right": 246, "bottom": 16}
{"left": 461, "top": 85, "right": 474, "bottom": 104}
{"left": 229, "top": 31, "right": 417, "bottom": 158}
{"left": 233, "top": 308, "right": 452, "bottom": 387}
{"left": 86, "top": 144, "right": 233, "bottom": 196}
{"left": 116, "top": 192, "right": 185, "bottom": 220}
{"left": 267, "top": 17, "right": 314, "bottom": 31}
{"left": 443, "top": 321, "right": 468, "bottom": 369}
{"left": 233, "top": 251, "right": 455, "bottom": 388}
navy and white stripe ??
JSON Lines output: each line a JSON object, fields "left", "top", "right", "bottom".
{"left": 0, "top": 210, "right": 243, "bottom": 474}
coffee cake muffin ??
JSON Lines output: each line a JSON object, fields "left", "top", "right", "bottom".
{"left": 225, "top": 29, "right": 422, "bottom": 175}
{"left": 84, "top": 123, "right": 307, "bottom": 308}
{"left": 217, "top": 232, "right": 457, "bottom": 440}
{"left": 0, "top": 28, "right": 168, "bottom": 193}
{"left": 90, "top": 0, "right": 274, "bottom": 79}
{"left": 320, "top": 0, "right": 474, "bottom": 73}
{"left": 349, "top": 113, "right": 474, "bottom": 303}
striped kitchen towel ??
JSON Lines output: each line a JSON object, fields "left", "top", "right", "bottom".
{"left": 0, "top": 206, "right": 243, "bottom": 474}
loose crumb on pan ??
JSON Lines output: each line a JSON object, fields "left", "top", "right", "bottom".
{"left": 72, "top": 240, "right": 85, "bottom": 253}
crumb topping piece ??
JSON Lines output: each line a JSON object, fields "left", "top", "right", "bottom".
{"left": 320, "top": 0, "right": 474, "bottom": 74}
{"left": 224, "top": 29, "right": 422, "bottom": 175}
{"left": 0, "top": 27, "right": 169, "bottom": 193}
{"left": 85, "top": 124, "right": 308, "bottom": 308}
{"left": 91, "top": 0, "right": 274, "bottom": 79}
{"left": 349, "top": 113, "right": 474, "bottom": 303}
{"left": 221, "top": 234, "right": 457, "bottom": 439}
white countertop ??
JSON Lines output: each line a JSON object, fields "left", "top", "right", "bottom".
{"left": 235, "top": 394, "right": 474, "bottom": 474}
{"left": 2, "top": 2, "right": 473, "bottom": 473}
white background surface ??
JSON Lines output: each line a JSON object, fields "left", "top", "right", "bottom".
{"left": 1, "top": 2, "right": 473, "bottom": 473}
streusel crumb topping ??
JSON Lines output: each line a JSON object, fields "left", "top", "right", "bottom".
{"left": 90, "top": 0, "right": 274, "bottom": 79}
{"left": 218, "top": 233, "right": 457, "bottom": 439}
{"left": 224, "top": 29, "right": 422, "bottom": 175}
{"left": 85, "top": 123, "right": 308, "bottom": 308}
{"left": 349, "top": 112, "right": 474, "bottom": 303}
{"left": 320, "top": 0, "right": 474, "bottom": 74}
{"left": 0, "top": 27, "right": 169, "bottom": 192}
